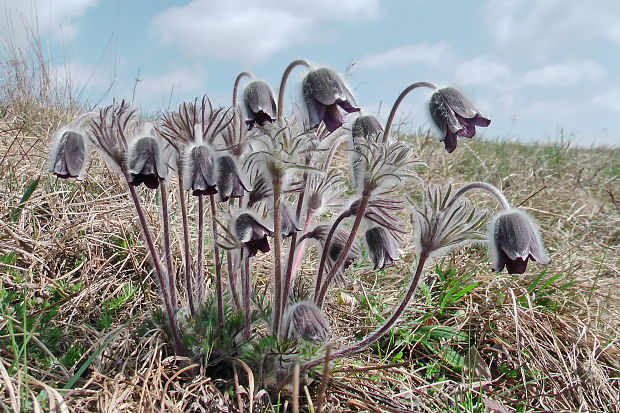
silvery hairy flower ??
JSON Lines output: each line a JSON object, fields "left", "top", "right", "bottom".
{"left": 488, "top": 209, "right": 550, "bottom": 274}
{"left": 352, "top": 115, "right": 383, "bottom": 143}
{"left": 243, "top": 80, "right": 277, "bottom": 130}
{"left": 346, "top": 194, "right": 407, "bottom": 238}
{"left": 302, "top": 67, "right": 360, "bottom": 132}
{"left": 184, "top": 144, "right": 218, "bottom": 195}
{"left": 412, "top": 185, "right": 487, "bottom": 257}
{"left": 365, "top": 227, "right": 399, "bottom": 270}
{"left": 283, "top": 300, "right": 330, "bottom": 344}
{"left": 234, "top": 212, "right": 274, "bottom": 258}
{"left": 217, "top": 155, "right": 251, "bottom": 202}
{"left": 127, "top": 124, "right": 168, "bottom": 189}
{"left": 429, "top": 87, "right": 490, "bottom": 153}
{"left": 49, "top": 125, "right": 90, "bottom": 180}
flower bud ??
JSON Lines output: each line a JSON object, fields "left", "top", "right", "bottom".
{"left": 283, "top": 301, "right": 330, "bottom": 344}
{"left": 488, "top": 209, "right": 550, "bottom": 274}
{"left": 352, "top": 115, "right": 383, "bottom": 143}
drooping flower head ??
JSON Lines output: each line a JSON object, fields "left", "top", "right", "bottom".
{"left": 365, "top": 226, "right": 399, "bottom": 270}
{"left": 217, "top": 155, "right": 251, "bottom": 202}
{"left": 352, "top": 114, "right": 383, "bottom": 143}
{"left": 429, "top": 87, "right": 490, "bottom": 153}
{"left": 282, "top": 300, "right": 330, "bottom": 344}
{"left": 304, "top": 224, "right": 361, "bottom": 285}
{"left": 488, "top": 209, "right": 550, "bottom": 274}
{"left": 243, "top": 80, "right": 277, "bottom": 130}
{"left": 234, "top": 212, "right": 274, "bottom": 258}
{"left": 277, "top": 201, "right": 301, "bottom": 238}
{"left": 126, "top": 123, "right": 168, "bottom": 189}
{"left": 183, "top": 143, "right": 218, "bottom": 196}
{"left": 48, "top": 112, "right": 97, "bottom": 180}
{"left": 302, "top": 67, "right": 360, "bottom": 132}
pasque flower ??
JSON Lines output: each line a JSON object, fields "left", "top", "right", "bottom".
{"left": 488, "top": 209, "right": 550, "bottom": 274}
{"left": 429, "top": 87, "right": 490, "bottom": 153}
{"left": 217, "top": 155, "right": 251, "bottom": 202}
{"left": 127, "top": 135, "right": 168, "bottom": 189}
{"left": 184, "top": 144, "right": 218, "bottom": 195}
{"left": 243, "top": 80, "right": 277, "bottom": 129}
{"left": 365, "top": 227, "right": 398, "bottom": 270}
{"left": 234, "top": 212, "right": 274, "bottom": 258}
{"left": 352, "top": 115, "right": 383, "bottom": 143}
{"left": 302, "top": 67, "right": 360, "bottom": 132}
{"left": 283, "top": 300, "right": 330, "bottom": 344}
{"left": 49, "top": 130, "right": 89, "bottom": 180}
{"left": 304, "top": 224, "right": 360, "bottom": 284}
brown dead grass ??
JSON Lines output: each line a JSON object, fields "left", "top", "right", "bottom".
{"left": 0, "top": 104, "right": 619, "bottom": 413}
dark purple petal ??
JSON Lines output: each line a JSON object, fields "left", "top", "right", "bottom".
{"left": 505, "top": 256, "right": 529, "bottom": 274}
{"left": 322, "top": 104, "right": 345, "bottom": 132}
{"left": 244, "top": 80, "right": 277, "bottom": 129}
{"left": 473, "top": 115, "right": 491, "bottom": 127}
{"left": 338, "top": 99, "right": 361, "bottom": 115}
{"left": 442, "top": 130, "right": 460, "bottom": 153}
{"left": 438, "top": 87, "right": 477, "bottom": 119}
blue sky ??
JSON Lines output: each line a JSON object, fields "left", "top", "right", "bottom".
{"left": 2, "top": 0, "right": 619, "bottom": 146}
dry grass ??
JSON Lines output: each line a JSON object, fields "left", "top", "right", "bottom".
{"left": 1, "top": 48, "right": 619, "bottom": 412}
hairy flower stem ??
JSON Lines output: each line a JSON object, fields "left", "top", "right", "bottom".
{"left": 177, "top": 171, "right": 195, "bottom": 316}
{"left": 446, "top": 182, "right": 511, "bottom": 210}
{"left": 196, "top": 195, "right": 205, "bottom": 305}
{"left": 126, "top": 180, "right": 183, "bottom": 355}
{"left": 209, "top": 194, "right": 224, "bottom": 327}
{"left": 301, "top": 251, "right": 429, "bottom": 375}
{"left": 290, "top": 210, "right": 316, "bottom": 278}
{"left": 226, "top": 253, "right": 241, "bottom": 311}
{"left": 312, "top": 213, "right": 346, "bottom": 301}
{"left": 232, "top": 71, "right": 254, "bottom": 109}
{"left": 382, "top": 81, "right": 438, "bottom": 143}
{"left": 159, "top": 182, "right": 177, "bottom": 307}
{"left": 316, "top": 188, "right": 371, "bottom": 306}
{"left": 272, "top": 178, "right": 284, "bottom": 335}
{"left": 277, "top": 59, "right": 311, "bottom": 124}
{"left": 280, "top": 174, "right": 307, "bottom": 324}
{"left": 242, "top": 259, "right": 251, "bottom": 340}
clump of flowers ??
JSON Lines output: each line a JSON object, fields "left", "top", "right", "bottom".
{"left": 48, "top": 59, "right": 550, "bottom": 389}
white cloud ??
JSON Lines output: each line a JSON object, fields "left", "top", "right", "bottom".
{"left": 151, "top": 0, "right": 381, "bottom": 63}
{"left": 522, "top": 60, "right": 607, "bottom": 87}
{"left": 0, "top": 0, "right": 96, "bottom": 45}
{"left": 356, "top": 42, "right": 453, "bottom": 69}
{"left": 592, "top": 88, "right": 620, "bottom": 112}
{"left": 483, "top": 0, "right": 620, "bottom": 56}
{"left": 454, "top": 55, "right": 512, "bottom": 86}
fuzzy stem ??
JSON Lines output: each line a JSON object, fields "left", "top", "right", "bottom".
{"left": 242, "top": 258, "right": 251, "bottom": 340}
{"left": 313, "top": 213, "right": 346, "bottom": 301}
{"left": 159, "top": 182, "right": 177, "bottom": 307}
{"left": 382, "top": 81, "right": 438, "bottom": 143}
{"left": 447, "top": 182, "right": 511, "bottom": 210}
{"left": 322, "top": 133, "right": 348, "bottom": 172}
{"left": 280, "top": 177, "right": 307, "bottom": 323}
{"left": 196, "top": 195, "right": 205, "bottom": 304}
{"left": 290, "top": 209, "right": 315, "bottom": 285}
{"left": 272, "top": 178, "right": 283, "bottom": 335}
{"left": 209, "top": 194, "right": 224, "bottom": 326}
{"left": 316, "top": 189, "right": 371, "bottom": 307}
{"left": 126, "top": 180, "right": 183, "bottom": 355}
{"left": 226, "top": 252, "right": 241, "bottom": 311}
{"left": 277, "top": 59, "right": 311, "bottom": 124}
{"left": 301, "top": 251, "right": 429, "bottom": 374}
{"left": 177, "top": 171, "right": 195, "bottom": 315}
{"left": 232, "top": 71, "right": 254, "bottom": 109}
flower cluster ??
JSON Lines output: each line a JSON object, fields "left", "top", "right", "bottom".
{"left": 48, "top": 58, "right": 550, "bottom": 386}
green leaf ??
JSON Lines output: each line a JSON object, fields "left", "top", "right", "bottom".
{"left": 11, "top": 177, "right": 40, "bottom": 222}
